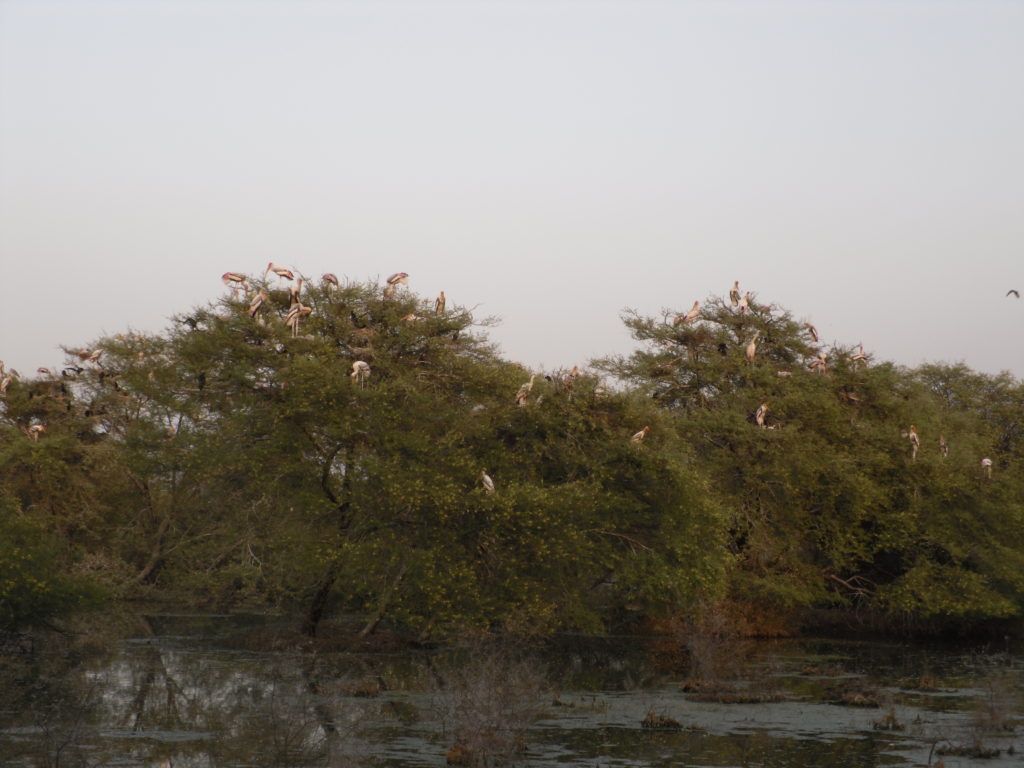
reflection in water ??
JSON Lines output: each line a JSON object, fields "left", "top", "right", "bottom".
{"left": 0, "top": 614, "right": 1021, "bottom": 767}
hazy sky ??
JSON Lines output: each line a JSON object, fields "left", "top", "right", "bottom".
{"left": 1, "top": 0, "right": 1022, "bottom": 380}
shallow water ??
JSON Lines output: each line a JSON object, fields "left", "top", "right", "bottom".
{"left": 1, "top": 613, "right": 1021, "bottom": 767}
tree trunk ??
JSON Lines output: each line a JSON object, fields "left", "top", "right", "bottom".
{"left": 302, "top": 561, "right": 339, "bottom": 637}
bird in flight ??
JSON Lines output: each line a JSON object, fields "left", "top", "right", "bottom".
{"left": 1007, "top": 289, "right": 1020, "bottom": 298}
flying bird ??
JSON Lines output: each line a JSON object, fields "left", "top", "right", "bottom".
{"left": 804, "top": 323, "right": 819, "bottom": 343}
{"left": 435, "top": 291, "right": 446, "bottom": 314}
{"left": 480, "top": 470, "right": 495, "bottom": 495}
{"left": 383, "top": 272, "right": 409, "bottom": 299}
{"left": 631, "top": 426, "right": 651, "bottom": 443}
{"left": 351, "top": 360, "right": 371, "bottom": 387}
{"left": 729, "top": 281, "right": 741, "bottom": 306}
{"left": 1007, "top": 289, "right": 1020, "bottom": 298}
{"left": 514, "top": 374, "right": 537, "bottom": 407}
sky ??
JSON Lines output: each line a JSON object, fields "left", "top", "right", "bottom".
{"left": 1, "top": 0, "right": 1022, "bottom": 380}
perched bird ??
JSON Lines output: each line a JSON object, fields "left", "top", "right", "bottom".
{"left": 288, "top": 278, "right": 304, "bottom": 307}
{"left": 738, "top": 292, "right": 751, "bottom": 314}
{"left": 561, "top": 365, "right": 580, "bottom": 388}
{"left": 729, "top": 280, "right": 741, "bottom": 306}
{"left": 75, "top": 348, "right": 103, "bottom": 364}
{"left": 745, "top": 331, "right": 760, "bottom": 363}
{"left": 435, "top": 291, "right": 446, "bottom": 314}
{"left": 37, "top": 367, "right": 53, "bottom": 377}
{"left": 0, "top": 375, "right": 12, "bottom": 393}
{"left": 383, "top": 272, "right": 409, "bottom": 299}
{"left": 284, "top": 303, "right": 312, "bottom": 336}
{"left": 351, "top": 360, "right": 371, "bottom": 387}
{"left": 809, "top": 351, "right": 829, "bottom": 374}
{"left": 1007, "top": 289, "right": 1020, "bottom": 298}
{"left": 907, "top": 425, "right": 921, "bottom": 461}
{"left": 265, "top": 262, "right": 294, "bottom": 285}
{"left": 322, "top": 273, "right": 340, "bottom": 289}
{"left": 676, "top": 301, "right": 700, "bottom": 326}
{"left": 480, "top": 470, "right": 496, "bottom": 495}
{"left": 631, "top": 426, "right": 651, "bottom": 443}
{"left": 755, "top": 403, "right": 769, "bottom": 428}
{"left": 26, "top": 424, "right": 45, "bottom": 441}
{"left": 248, "top": 289, "right": 268, "bottom": 319}
{"left": 804, "top": 323, "right": 819, "bottom": 343}
{"left": 939, "top": 435, "right": 949, "bottom": 458}
{"left": 222, "top": 272, "right": 248, "bottom": 295}
{"left": 981, "top": 457, "right": 993, "bottom": 478}
{"left": 514, "top": 374, "right": 537, "bottom": 407}
{"left": 850, "top": 344, "right": 867, "bottom": 366}
{"left": 401, "top": 313, "right": 425, "bottom": 324}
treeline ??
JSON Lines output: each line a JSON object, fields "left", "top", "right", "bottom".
{"left": 2, "top": 276, "right": 1022, "bottom": 638}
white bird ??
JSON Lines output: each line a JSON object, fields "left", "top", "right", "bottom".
{"left": 907, "top": 425, "right": 920, "bottom": 461}
{"left": 284, "top": 303, "right": 312, "bottom": 336}
{"left": 435, "top": 291, "right": 446, "bottom": 314}
{"left": 729, "top": 281, "right": 741, "bottom": 306}
{"left": 514, "top": 374, "right": 537, "bottom": 407}
{"left": 631, "top": 426, "right": 651, "bottom": 443}
{"left": 850, "top": 344, "right": 867, "bottom": 366}
{"left": 248, "top": 290, "right": 268, "bottom": 322}
{"left": 265, "top": 263, "right": 294, "bottom": 287}
{"left": 809, "top": 351, "right": 828, "bottom": 374}
{"left": 755, "top": 403, "right": 769, "bottom": 428}
{"left": 26, "top": 424, "right": 46, "bottom": 441}
{"left": 738, "top": 292, "right": 751, "bottom": 314}
{"left": 480, "top": 470, "right": 495, "bottom": 495}
{"left": 351, "top": 360, "right": 371, "bottom": 388}
{"left": 676, "top": 301, "right": 700, "bottom": 326}
{"left": 383, "top": 272, "right": 409, "bottom": 299}
{"left": 745, "top": 331, "right": 760, "bottom": 363}
{"left": 0, "top": 375, "right": 11, "bottom": 393}
{"left": 981, "top": 457, "right": 993, "bottom": 478}
{"left": 322, "top": 273, "right": 340, "bottom": 289}
{"left": 804, "top": 323, "right": 819, "bottom": 343}
{"left": 222, "top": 272, "right": 249, "bottom": 296}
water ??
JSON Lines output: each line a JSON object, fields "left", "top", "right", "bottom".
{"left": 1, "top": 612, "right": 1021, "bottom": 767}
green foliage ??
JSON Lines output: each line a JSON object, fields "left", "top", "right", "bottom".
{"left": 0, "top": 495, "right": 102, "bottom": 629}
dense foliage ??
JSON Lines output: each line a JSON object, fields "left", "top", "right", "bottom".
{"left": 2, "top": 276, "right": 1022, "bottom": 636}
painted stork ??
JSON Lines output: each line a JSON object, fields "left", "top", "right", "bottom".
{"left": 745, "top": 331, "right": 760, "bottom": 363}
{"left": 383, "top": 272, "right": 409, "bottom": 299}
{"left": 265, "top": 263, "right": 294, "bottom": 286}
{"left": 351, "top": 360, "right": 371, "bottom": 388}
{"left": 480, "top": 470, "right": 496, "bottom": 495}
{"left": 631, "top": 426, "right": 651, "bottom": 443}
{"left": 435, "top": 291, "right": 446, "bottom": 314}
{"left": 514, "top": 374, "right": 537, "bottom": 407}
{"left": 322, "top": 273, "right": 340, "bottom": 289}
{"left": 755, "top": 403, "right": 769, "bottom": 428}
{"left": 804, "top": 323, "right": 819, "bottom": 343}
{"left": 981, "top": 457, "right": 993, "bottom": 477}
{"left": 677, "top": 301, "right": 700, "bottom": 326}
{"left": 729, "top": 281, "right": 741, "bottom": 306}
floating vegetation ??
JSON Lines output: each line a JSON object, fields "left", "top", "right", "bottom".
{"left": 642, "top": 710, "right": 683, "bottom": 730}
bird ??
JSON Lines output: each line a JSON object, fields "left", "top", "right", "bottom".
{"left": 777, "top": 371, "right": 792, "bottom": 378}
{"left": 729, "top": 281, "right": 741, "bottom": 306}
{"left": 755, "top": 403, "right": 769, "bottom": 428}
{"left": 907, "top": 425, "right": 921, "bottom": 461}
{"left": 561, "top": 365, "right": 580, "bottom": 388}
{"left": 288, "top": 278, "right": 304, "bottom": 307}
{"left": 850, "top": 344, "right": 867, "bottom": 365}
{"left": 676, "top": 301, "right": 700, "bottom": 326}
{"left": 631, "top": 426, "right": 651, "bottom": 443}
{"left": 401, "top": 313, "right": 425, "bottom": 324}
{"left": 1007, "top": 289, "right": 1020, "bottom": 298}
{"left": 222, "top": 272, "right": 248, "bottom": 295}
{"left": 804, "top": 323, "right": 819, "bottom": 343}
{"left": 26, "top": 424, "right": 46, "bottom": 441}
{"left": 480, "top": 470, "right": 495, "bottom": 495}
{"left": 284, "top": 303, "right": 312, "bottom": 336}
{"left": 809, "top": 351, "right": 828, "bottom": 374}
{"left": 37, "top": 367, "right": 53, "bottom": 377}
{"left": 74, "top": 348, "right": 103, "bottom": 364}
{"left": 738, "top": 292, "right": 751, "bottom": 314}
{"left": 939, "top": 435, "right": 949, "bottom": 458}
{"left": 264, "top": 263, "right": 294, "bottom": 286}
{"left": 383, "top": 272, "right": 409, "bottom": 299}
{"left": 745, "top": 331, "right": 760, "bottom": 363}
{"left": 351, "top": 361, "right": 371, "bottom": 387}
{"left": 435, "top": 291, "right": 446, "bottom": 314}
{"left": 981, "top": 457, "right": 993, "bottom": 478}
{"left": 0, "top": 375, "right": 12, "bottom": 393}
{"left": 322, "top": 273, "right": 340, "bottom": 289}
{"left": 514, "top": 374, "right": 537, "bottom": 407}
{"left": 248, "top": 290, "right": 268, "bottom": 321}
